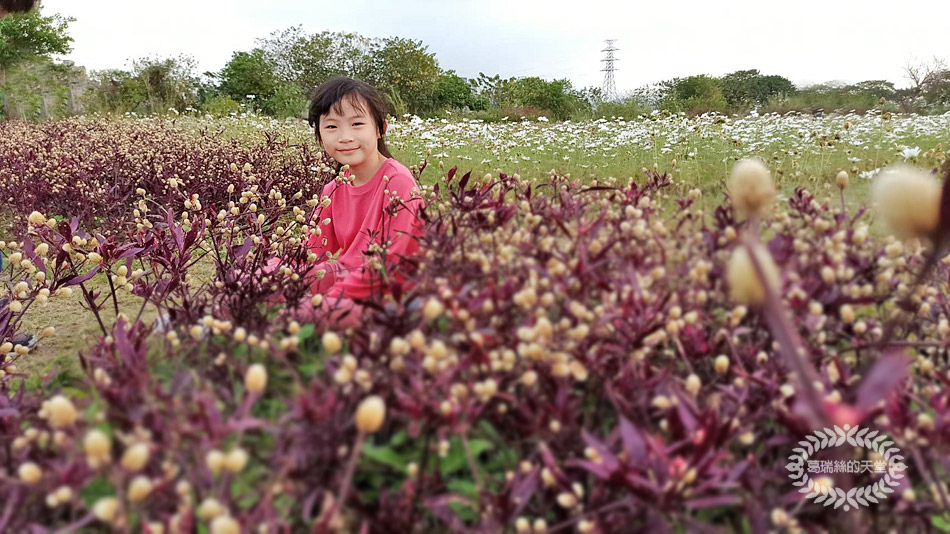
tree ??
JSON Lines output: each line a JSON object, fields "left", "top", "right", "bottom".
{"left": 436, "top": 70, "right": 483, "bottom": 110}
{"left": 367, "top": 37, "right": 441, "bottom": 115}
{"left": 658, "top": 75, "right": 727, "bottom": 114}
{"left": 903, "top": 57, "right": 950, "bottom": 108}
{"left": 497, "top": 76, "right": 590, "bottom": 120}
{"left": 0, "top": 9, "right": 71, "bottom": 73}
{"left": 0, "top": 8, "right": 72, "bottom": 117}
{"left": 845, "top": 80, "right": 897, "bottom": 100}
{"left": 218, "top": 48, "right": 278, "bottom": 103}
{"left": 259, "top": 27, "right": 374, "bottom": 93}
{"left": 131, "top": 55, "right": 200, "bottom": 113}
{"left": 471, "top": 72, "right": 505, "bottom": 108}
{"left": 81, "top": 69, "right": 147, "bottom": 114}
{"left": 720, "top": 69, "right": 794, "bottom": 109}
{"left": 904, "top": 57, "right": 947, "bottom": 97}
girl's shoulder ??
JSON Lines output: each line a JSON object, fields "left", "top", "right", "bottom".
{"left": 381, "top": 159, "right": 421, "bottom": 195}
{"left": 381, "top": 158, "right": 415, "bottom": 183}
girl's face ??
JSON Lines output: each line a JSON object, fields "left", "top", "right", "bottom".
{"left": 318, "top": 96, "right": 387, "bottom": 169}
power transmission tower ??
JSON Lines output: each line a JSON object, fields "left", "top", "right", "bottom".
{"left": 601, "top": 39, "right": 618, "bottom": 100}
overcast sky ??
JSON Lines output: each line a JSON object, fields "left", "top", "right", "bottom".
{"left": 41, "top": 0, "right": 950, "bottom": 92}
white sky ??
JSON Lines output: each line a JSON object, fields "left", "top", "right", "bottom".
{"left": 41, "top": 0, "right": 950, "bottom": 92}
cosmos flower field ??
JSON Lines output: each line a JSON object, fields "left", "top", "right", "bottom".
{"left": 0, "top": 110, "right": 949, "bottom": 533}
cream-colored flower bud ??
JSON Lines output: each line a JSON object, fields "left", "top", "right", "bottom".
{"left": 556, "top": 492, "right": 577, "bottom": 508}
{"left": 355, "top": 395, "right": 386, "bottom": 434}
{"left": 47, "top": 395, "right": 78, "bottom": 428}
{"left": 685, "top": 373, "right": 702, "bottom": 396}
{"left": 28, "top": 211, "right": 47, "bottom": 226}
{"left": 35, "top": 243, "right": 49, "bottom": 256}
{"left": 190, "top": 325, "right": 204, "bottom": 340}
{"left": 408, "top": 329, "right": 426, "bottom": 350}
{"left": 714, "top": 354, "right": 730, "bottom": 375}
{"left": 54, "top": 485, "right": 72, "bottom": 503}
{"left": 840, "top": 304, "right": 855, "bottom": 324}
{"left": 771, "top": 508, "right": 790, "bottom": 527}
{"left": 206, "top": 449, "right": 226, "bottom": 475}
{"left": 652, "top": 395, "right": 672, "bottom": 410}
{"left": 322, "top": 331, "right": 342, "bottom": 354}
{"left": 727, "top": 244, "right": 780, "bottom": 304}
{"left": 872, "top": 164, "right": 942, "bottom": 239}
{"left": 244, "top": 363, "right": 267, "bottom": 394}
{"left": 121, "top": 443, "right": 150, "bottom": 471}
{"left": 84, "top": 429, "right": 112, "bottom": 461}
{"left": 225, "top": 448, "right": 249, "bottom": 473}
{"left": 423, "top": 298, "right": 445, "bottom": 320}
{"left": 728, "top": 159, "right": 776, "bottom": 218}
{"left": 18, "top": 462, "right": 42, "bottom": 484}
{"left": 835, "top": 170, "right": 849, "bottom": 190}
{"left": 127, "top": 476, "right": 153, "bottom": 503}
{"left": 93, "top": 497, "right": 119, "bottom": 523}
{"left": 389, "top": 337, "right": 410, "bottom": 356}
{"left": 40, "top": 326, "right": 56, "bottom": 339}
{"left": 211, "top": 515, "right": 240, "bottom": 534}
{"left": 198, "top": 497, "right": 226, "bottom": 520}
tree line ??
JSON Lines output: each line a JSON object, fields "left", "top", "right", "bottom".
{"left": 2, "top": 7, "right": 949, "bottom": 121}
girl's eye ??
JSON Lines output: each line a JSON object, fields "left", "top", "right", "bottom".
{"left": 353, "top": 122, "right": 364, "bottom": 126}
{"left": 325, "top": 125, "right": 336, "bottom": 129}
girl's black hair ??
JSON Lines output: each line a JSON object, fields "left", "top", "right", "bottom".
{"left": 0, "top": 0, "right": 38, "bottom": 13}
{"left": 308, "top": 77, "right": 393, "bottom": 159}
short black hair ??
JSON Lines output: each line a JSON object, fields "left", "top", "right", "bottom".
{"left": 308, "top": 77, "right": 392, "bottom": 159}
{"left": 0, "top": 0, "right": 38, "bottom": 13}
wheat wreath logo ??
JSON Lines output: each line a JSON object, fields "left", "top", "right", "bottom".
{"left": 785, "top": 424, "right": 908, "bottom": 511}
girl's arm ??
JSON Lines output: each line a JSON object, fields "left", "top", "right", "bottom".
{"left": 264, "top": 184, "right": 342, "bottom": 277}
{"left": 328, "top": 178, "right": 425, "bottom": 300}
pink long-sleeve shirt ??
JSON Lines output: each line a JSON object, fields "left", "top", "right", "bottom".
{"left": 307, "top": 158, "right": 426, "bottom": 300}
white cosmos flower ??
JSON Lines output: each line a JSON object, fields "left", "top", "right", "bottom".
{"left": 899, "top": 146, "right": 921, "bottom": 160}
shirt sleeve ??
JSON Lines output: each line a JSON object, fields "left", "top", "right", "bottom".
{"left": 328, "top": 176, "right": 425, "bottom": 300}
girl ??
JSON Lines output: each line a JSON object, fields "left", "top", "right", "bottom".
{"left": 295, "top": 77, "right": 426, "bottom": 328}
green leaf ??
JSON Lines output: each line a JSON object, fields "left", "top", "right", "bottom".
{"left": 80, "top": 477, "right": 114, "bottom": 507}
{"left": 439, "top": 437, "right": 494, "bottom": 476}
{"left": 447, "top": 499, "right": 479, "bottom": 523}
{"left": 933, "top": 515, "right": 950, "bottom": 532}
{"left": 389, "top": 430, "right": 409, "bottom": 447}
{"left": 362, "top": 443, "right": 409, "bottom": 472}
{"left": 447, "top": 478, "right": 479, "bottom": 500}
{"left": 297, "top": 323, "right": 315, "bottom": 341}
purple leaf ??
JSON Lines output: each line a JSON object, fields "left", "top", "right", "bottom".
{"left": 855, "top": 350, "right": 910, "bottom": 413}
{"left": 620, "top": 418, "right": 648, "bottom": 465}
{"left": 685, "top": 495, "right": 742, "bottom": 509}
{"left": 61, "top": 265, "right": 102, "bottom": 287}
